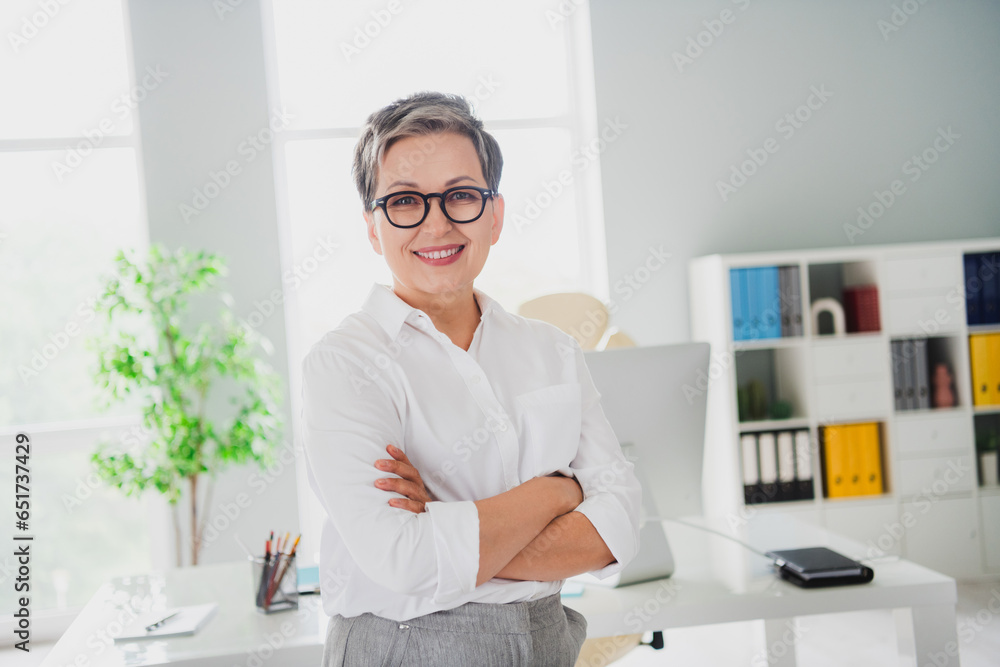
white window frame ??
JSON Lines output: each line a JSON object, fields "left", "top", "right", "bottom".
{"left": 0, "top": 0, "right": 149, "bottom": 643}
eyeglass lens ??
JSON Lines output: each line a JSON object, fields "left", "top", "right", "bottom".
{"left": 384, "top": 188, "right": 487, "bottom": 226}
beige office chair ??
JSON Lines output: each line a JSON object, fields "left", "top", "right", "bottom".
{"left": 517, "top": 293, "right": 642, "bottom": 666}
{"left": 517, "top": 292, "right": 610, "bottom": 350}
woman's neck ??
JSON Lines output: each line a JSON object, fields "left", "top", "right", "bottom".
{"left": 393, "top": 283, "right": 482, "bottom": 351}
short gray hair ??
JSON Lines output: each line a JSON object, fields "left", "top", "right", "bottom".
{"left": 352, "top": 91, "right": 503, "bottom": 207}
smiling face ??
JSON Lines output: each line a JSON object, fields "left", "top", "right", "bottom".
{"left": 365, "top": 131, "right": 504, "bottom": 311}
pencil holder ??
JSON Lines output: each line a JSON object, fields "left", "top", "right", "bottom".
{"left": 251, "top": 553, "right": 298, "bottom": 613}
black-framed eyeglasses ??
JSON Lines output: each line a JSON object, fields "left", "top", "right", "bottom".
{"left": 370, "top": 186, "right": 497, "bottom": 229}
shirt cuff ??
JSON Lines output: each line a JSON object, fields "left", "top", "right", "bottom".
{"left": 574, "top": 494, "right": 639, "bottom": 580}
{"left": 426, "top": 500, "right": 480, "bottom": 603}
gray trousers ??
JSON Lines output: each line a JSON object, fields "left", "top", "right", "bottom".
{"left": 322, "top": 594, "right": 587, "bottom": 666}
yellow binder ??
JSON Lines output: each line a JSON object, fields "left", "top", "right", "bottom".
{"left": 970, "top": 334, "right": 994, "bottom": 406}
{"left": 988, "top": 333, "right": 1000, "bottom": 405}
{"left": 844, "top": 424, "right": 863, "bottom": 497}
{"left": 857, "top": 422, "right": 883, "bottom": 496}
{"left": 823, "top": 425, "right": 848, "bottom": 498}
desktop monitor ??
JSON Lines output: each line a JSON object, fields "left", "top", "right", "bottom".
{"left": 583, "top": 342, "right": 712, "bottom": 521}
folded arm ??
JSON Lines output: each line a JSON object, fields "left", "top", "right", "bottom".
{"left": 303, "top": 347, "right": 584, "bottom": 601}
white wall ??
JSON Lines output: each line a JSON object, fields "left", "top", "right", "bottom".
{"left": 127, "top": 0, "right": 299, "bottom": 567}
{"left": 590, "top": 0, "right": 1000, "bottom": 345}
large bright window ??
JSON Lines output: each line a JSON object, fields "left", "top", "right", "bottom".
{"left": 0, "top": 0, "right": 150, "bottom": 625}
{"left": 262, "top": 0, "right": 609, "bottom": 565}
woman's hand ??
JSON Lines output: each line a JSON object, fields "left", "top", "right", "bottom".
{"left": 374, "top": 444, "right": 434, "bottom": 514}
{"left": 548, "top": 472, "right": 584, "bottom": 514}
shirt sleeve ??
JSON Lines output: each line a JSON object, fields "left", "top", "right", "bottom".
{"left": 564, "top": 337, "right": 643, "bottom": 579}
{"left": 301, "top": 344, "right": 480, "bottom": 603}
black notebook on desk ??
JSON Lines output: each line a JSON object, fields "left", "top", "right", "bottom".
{"left": 765, "top": 547, "right": 875, "bottom": 588}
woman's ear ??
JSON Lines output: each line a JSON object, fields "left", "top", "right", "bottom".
{"left": 361, "top": 210, "right": 382, "bottom": 255}
{"left": 365, "top": 209, "right": 383, "bottom": 255}
{"left": 490, "top": 193, "right": 504, "bottom": 246}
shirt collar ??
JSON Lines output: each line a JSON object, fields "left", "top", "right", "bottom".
{"left": 362, "top": 283, "right": 503, "bottom": 341}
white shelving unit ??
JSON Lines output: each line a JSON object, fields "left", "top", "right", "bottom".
{"left": 690, "top": 237, "right": 1000, "bottom": 580}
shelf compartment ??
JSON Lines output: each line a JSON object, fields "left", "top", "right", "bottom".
{"left": 819, "top": 421, "right": 888, "bottom": 499}
{"left": 884, "top": 292, "right": 964, "bottom": 336}
{"left": 893, "top": 411, "right": 972, "bottom": 457}
{"left": 734, "top": 346, "right": 808, "bottom": 422}
{"left": 891, "top": 335, "right": 969, "bottom": 412}
{"left": 963, "top": 251, "right": 1000, "bottom": 326}
{"left": 974, "top": 413, "right": 1000, "bottom": 488}
{"left": 969, "top": 332, "right": 1000, "bottom": 407}
{"left": 895, "top": 455, "right": 975, "bottom": 497}
{"left": 808, "top": 260, "right": 880, "bottom": 336}
{"left": 740, "top": 427, "right": 814, "bottom": 505}
{"left": 729, "top": 264, "right": 805, "bottom": 342}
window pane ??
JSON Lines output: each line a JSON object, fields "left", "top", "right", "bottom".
{"left": 0, "top": 438, "right": 152, "bottom": 614}
{"left": 1, "top": 0, "right": 132, "bottom": 139}
{"left": 0, "top": 148, "right": 145, "bottom": 427}
{"left": 270, "top": 0, "right": 569, "bottom": 128}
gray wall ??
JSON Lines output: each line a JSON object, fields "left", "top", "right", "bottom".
{"left": 128, "top": 0, "right": 298, "bottom": 567}
{"left": 590, "top": 0, "right": 1000, "bottom": 345}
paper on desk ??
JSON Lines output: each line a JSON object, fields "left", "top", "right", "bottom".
{"left": 114, "top": 602, "right": 218, "bottom": 642}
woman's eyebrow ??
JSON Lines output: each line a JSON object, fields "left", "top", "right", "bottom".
{"left": 384, "top": 175, "right": 479, "bottom": 191}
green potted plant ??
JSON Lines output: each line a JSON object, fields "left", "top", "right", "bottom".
{"left": 88, "top": 244, "right": 283, "bottom": 566}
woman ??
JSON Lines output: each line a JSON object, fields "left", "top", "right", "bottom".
{"left": 302, "top": 91, "right": 642, "bottom": 666}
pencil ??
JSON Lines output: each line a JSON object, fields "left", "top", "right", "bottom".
{"left": 265, "top": 534, "right": 301, "bottom": 607}
{"left": 255, "top": 538, "right": 271, "bottom": 607}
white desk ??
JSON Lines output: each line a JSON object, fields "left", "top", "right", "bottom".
{"left": 564, "top": 514, "right": 960, "bottom": 666}
{"left": 41, "top": 514, "right": 958, "bottom": 667}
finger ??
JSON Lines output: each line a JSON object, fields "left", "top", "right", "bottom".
{"left": 386, "top": 444, "right": 411, "bottom": 465}
{"left": 375, "top": 458, "right": 422, "bottom": 484}
{"left": 375, "top": 477, "right": 431, "bottom": 503}
{"left": 388, "top": 497, "right": 425, "bottom": 514}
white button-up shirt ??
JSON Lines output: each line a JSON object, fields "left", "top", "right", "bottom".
{"left": 302, "top": 283, "right": 641, "bottom": 622}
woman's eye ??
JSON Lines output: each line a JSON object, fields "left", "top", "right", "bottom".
{"left": 388, "top": 196, "right": 419, "bottom": 207}
{"left": 447, "top": 190, "right": 474, "bottom": 202}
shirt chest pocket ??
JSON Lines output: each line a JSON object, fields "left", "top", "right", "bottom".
{"left": 514, "top": 383, "right": 582, "bottom": 474}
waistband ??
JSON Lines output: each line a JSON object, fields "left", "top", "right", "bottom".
{"left": 397, "top": 593, "right": 567, "bottom": 635}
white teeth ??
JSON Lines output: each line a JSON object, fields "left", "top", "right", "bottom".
{"left": 415, "top": 246, "right": 461, "bottom": 260}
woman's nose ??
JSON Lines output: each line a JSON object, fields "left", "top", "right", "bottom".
{"left": 421, "top": 200, "right": 453, "bottom": 235}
